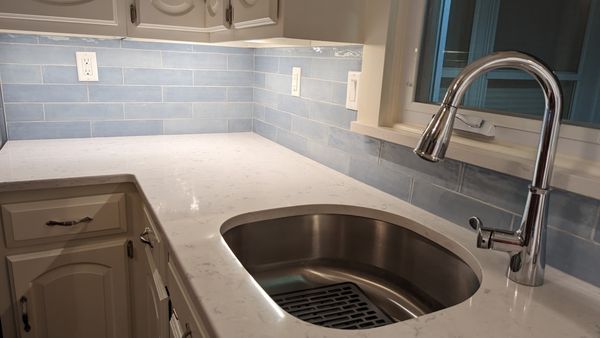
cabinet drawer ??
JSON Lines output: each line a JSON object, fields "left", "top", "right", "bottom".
{"left": 1, "top": 193, "right": 127, "bottom": 247}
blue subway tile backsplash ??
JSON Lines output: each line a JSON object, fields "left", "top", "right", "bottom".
{"left": 0, "top": 33, "right": 253, "bottom": 139}
{"left": 1, "top": 33, "right": 599, "bottom": 289}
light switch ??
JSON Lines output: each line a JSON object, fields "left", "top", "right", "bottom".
{"left": 346, "top": 71, "right": 361, "bottom": 110}
{"left": 291, "top": 67, "right": 301, "bottom": 97}
{"left": 76, "top": 52, "right": 99, "bottom": 82}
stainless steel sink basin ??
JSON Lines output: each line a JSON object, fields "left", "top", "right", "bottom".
{"left": 222, "top": 212, "right": 480, "bottom": 329}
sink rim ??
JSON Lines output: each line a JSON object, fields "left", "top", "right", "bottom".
{"left": 220, "top": 204, "right": 483, "bottom": 284}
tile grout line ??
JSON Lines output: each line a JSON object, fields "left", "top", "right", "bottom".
{"left": 0, "top": 82, "right": 8, "bottom": 140}
{"left": 456, "top": 162, "right": 466, "bottom": 192}
{"left": 408, "top": 177, "right": 416, "bottom": 204}
{"left": 591, "top": 205, "right": 600, "bottom": 242}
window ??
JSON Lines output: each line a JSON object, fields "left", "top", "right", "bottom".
{"left": 415, "top": 0, "right": 600, "bottom": 128}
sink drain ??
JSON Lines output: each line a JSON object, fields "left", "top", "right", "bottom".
{"left": 271, "top": 282, "right": 394, "bottom": 330}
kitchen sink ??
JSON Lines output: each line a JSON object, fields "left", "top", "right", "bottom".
{"left": 222, "top": 212, "right": 480, "bottom": 330}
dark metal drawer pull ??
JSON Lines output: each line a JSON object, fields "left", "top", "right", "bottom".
{"left": 46, "top": 216, "right": 94, "bottom": 227}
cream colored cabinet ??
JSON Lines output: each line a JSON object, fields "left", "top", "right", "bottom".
{"left": 130, "top": 205, "right": 170, "bottom": 338}
{"left": 231, "top": 0, "right": 278, "bottom": 29}
{"left": 0, "top": 0, "right": 126, "bottom": 36}
{"left": 128, "top": 0, "right": 209, "bottom": 41}
{"left": 0, "top": 182, "right": 210, "bottom": 338}
{"left": 6, "top": 240, "right": 131, "bottom": 338}
{"left": 205, "top": 0, "right": 229, "bottom": 31}
{"left": 209, "top": 0, "right": 364, "bottom": 45}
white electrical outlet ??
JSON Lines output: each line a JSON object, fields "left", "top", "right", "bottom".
{"left": 346, "top": 71, "right": 361, "bottom": 110}
{"left": 76, "top": 52, "right": 98, "bottom": 82}
{"left": 291, "top": 67, "right": 301, "bottom": 97}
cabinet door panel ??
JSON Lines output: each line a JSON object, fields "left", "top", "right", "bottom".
{"left": 0, "top": 0, "right": 126, "bottom": 36}
{"left": 232, "top": 0, "right": 278, "bottom": 28}
{"left": 129, "top": 0, "right": 210, "bottom": 40}
{"left": 130, "top": 205, "right": 169, "bottom": 338}
{"left": 7, "top": 240, "right": 130, "bottom": 338}
{"left": 144, "top": 245, "right": 170, "bottom": 338}
{"left": 205, "top": 0, "right": 228, "bottom": 31}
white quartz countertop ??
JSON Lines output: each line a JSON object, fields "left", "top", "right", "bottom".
{"left": 0, "top": 133, "right": 598, "bottom": 338}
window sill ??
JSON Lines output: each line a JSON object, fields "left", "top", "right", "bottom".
{"left": 351, "top": 121, "right": 600, "bottom": 200}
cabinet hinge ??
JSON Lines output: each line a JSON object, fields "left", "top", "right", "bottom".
{"left": 225, "top": 1, "right": 233, "bottom": 29}
{"left": 130, "top": 3, "right": 138, "bottom": 24}
{"left": 127, "top": 240, "right": 134, "bottom": 259}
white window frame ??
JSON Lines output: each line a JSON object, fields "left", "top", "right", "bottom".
{"left": 353, "top": 0, "right": 600, "bottom": 200}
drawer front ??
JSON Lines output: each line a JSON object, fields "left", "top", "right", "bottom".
{"left": 1, "top": 193, "right": 127, "bottom": 247}
{"left": 167, "top": 261, "right": 209, "bottom": 338}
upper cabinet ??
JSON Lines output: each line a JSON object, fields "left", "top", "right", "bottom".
{"left": 0, "top": 0, "right": 365, "bottom": 45}
{"left": 210, "top": 0, "right": 364, "bottom": 45}
{"left": 231, "top": 0, "right": 278, "bottom": 29}
{"left": 128, "top": 0, "right": 209, "bottom": 41}
{"left": 205, "top": 0, "right": 229, "bottom": 31}
{"left": 0, "top": 0, "right": 127, "bottom": 36}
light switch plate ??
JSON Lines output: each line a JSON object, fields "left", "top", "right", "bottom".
{"left": 291, "top": 67, "right": 301, "bottom": 97}
{"left": 346, "top": 71, "right": 361, "bottom": 110}
{"left": 76, "top": 52, "right": 98, "bottom": 82}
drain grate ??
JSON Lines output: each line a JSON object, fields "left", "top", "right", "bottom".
{"left": 271, "top": 282, "right": 394, "bottom": 330}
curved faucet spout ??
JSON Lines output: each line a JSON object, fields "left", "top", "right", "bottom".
{"left": 414, "top": 51, "right": 564, "bottom": 286}
{"left": 415, "top": 51, "right": 562, "bottom": 189}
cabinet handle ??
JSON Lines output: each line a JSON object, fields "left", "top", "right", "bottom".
{"left": 130, "top": 4, "right": 138, "bottom": 24}
{"left": 139, "top": 227, "right": 154, "bottom": 248}
{"left": 20, "top": 296, "right": 31, "bottom": 333}
{"left": 183, "top": 323, "right": 192, "bottom": 338}
{"left": 225, "top": 2, "right": 233, "bottom": 28}
{"left": 46, "top": 216, "right": 93, "bottom": 227}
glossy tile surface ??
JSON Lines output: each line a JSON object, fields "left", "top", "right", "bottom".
{"left": 0, "top": 33, "right": 253, "bottom": 140}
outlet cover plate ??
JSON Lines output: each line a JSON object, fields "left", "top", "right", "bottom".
{"left": 76, "top": 52, "right": 99, "bottom": 82}
{"left": 291, "top": 67, "right": 301, "bottom": 97}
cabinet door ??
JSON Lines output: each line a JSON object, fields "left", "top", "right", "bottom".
{"left": 205, "top": 0, "right": 229, "bottom": 31}
{"left": 0, "top": 0, "right": 126, "bottom": 36}
{"left": 7, "top": 240, "right": 130, "bottom": 338}
{"left": 167, "top": 261, "right": 210, "bottom": 338}
{"left": 232, "top": 0, "right": 278, "bottom": 29}
{"left": 130, "top": 207, "right": 169, "bottom": 338}
{"left": 128, "top": 0, "right": 209, "bottom": 41}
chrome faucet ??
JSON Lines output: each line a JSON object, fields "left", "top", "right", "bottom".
{"left": 413, "top": 51, "right": 563, "bottom": 287}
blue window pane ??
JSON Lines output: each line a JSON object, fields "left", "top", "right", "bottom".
{"left": 415, "top": 0, "right": 600, "bottom": 128}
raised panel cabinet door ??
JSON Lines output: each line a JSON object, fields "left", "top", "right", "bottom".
{"left": 231, "top": 0, "right": 278, "bottom": 29}
{"left": 6, "top": 240, "right": 131, "bottom": 338}
{"left": 130, "top": 207, "right": 169, "bottom": 338}
{"left": 131, "top": 245, "right": 169, "bottom": 338}
{"left": 128, "top": 0, "right": 209, "bottom": 40}
{"left": 0, "top": 0, "right": 126, "bottom": 36}
{"left": 205, "top": 0, "right": 228, "bottom": 31}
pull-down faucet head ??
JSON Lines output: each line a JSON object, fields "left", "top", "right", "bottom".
{"left": 414, "top": 51, "right": 562, "bottom": 175}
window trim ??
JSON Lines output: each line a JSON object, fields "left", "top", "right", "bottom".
{"left": 353, "top": 0, "right": 600, "bottom": 200}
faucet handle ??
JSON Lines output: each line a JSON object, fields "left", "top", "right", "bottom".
{"left": 468, "top": 216, "right": 493, "bottom": 249}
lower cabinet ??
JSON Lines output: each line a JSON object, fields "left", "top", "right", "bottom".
{"left": 6, "top": 240, "right": 131, "bottom": 338}
{"left": 0, "top": 184, "right": 210, "bottom": 338}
